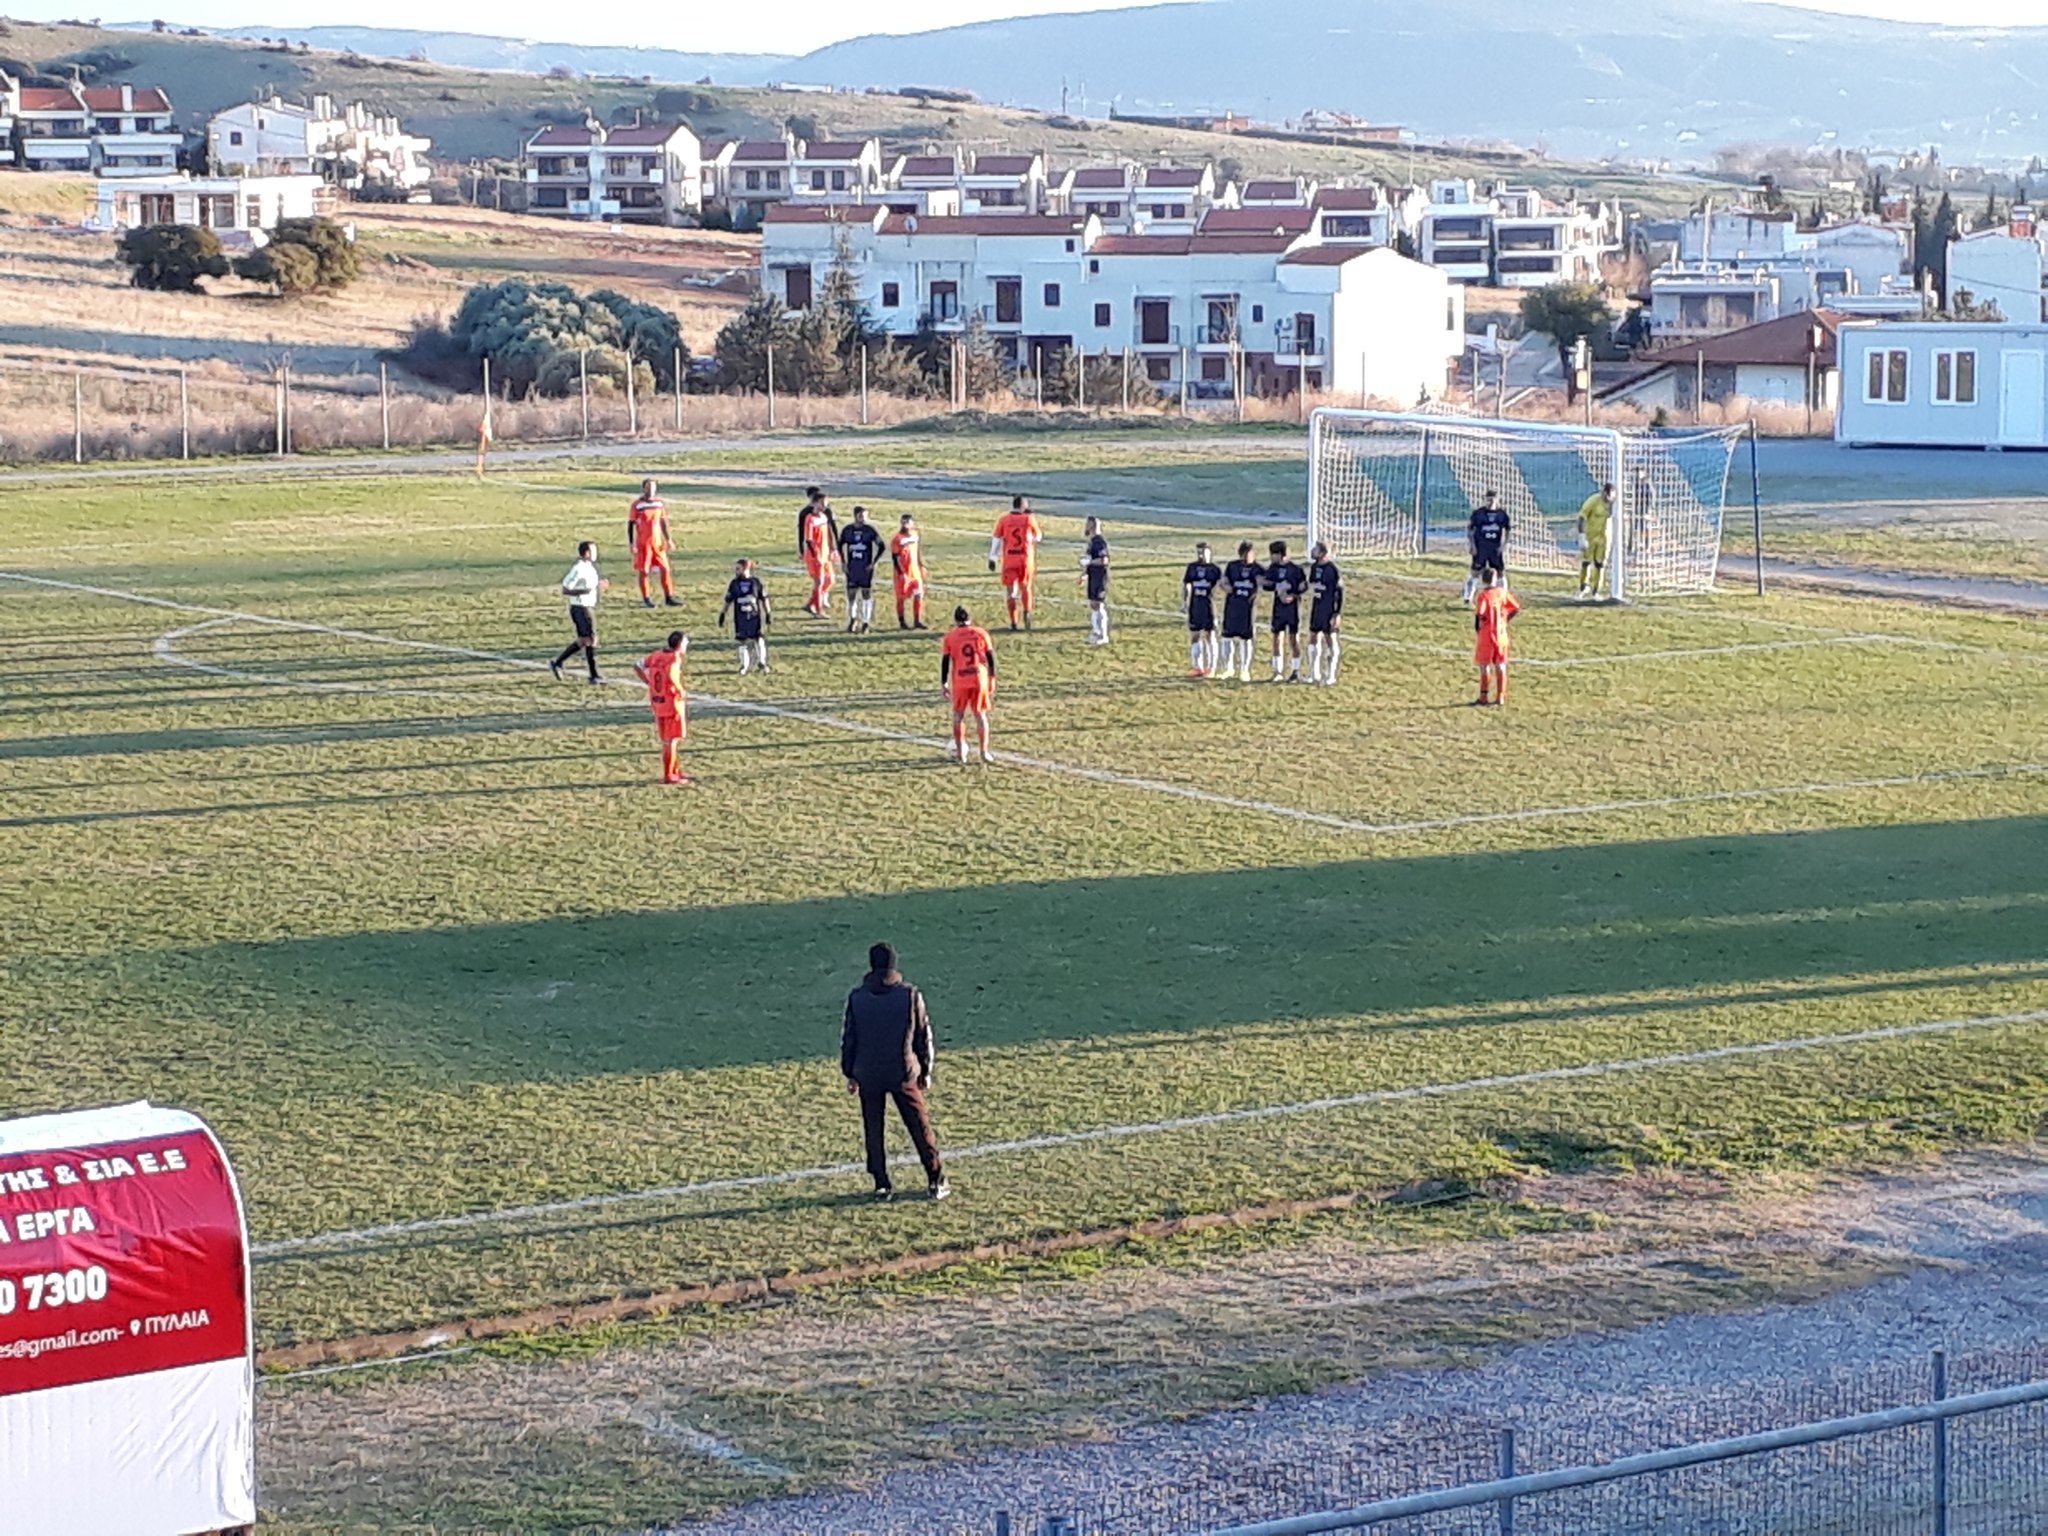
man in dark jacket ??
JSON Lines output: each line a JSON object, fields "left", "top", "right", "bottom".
{"left": 841, "top": 942, "right": 950, "bottom": 1201}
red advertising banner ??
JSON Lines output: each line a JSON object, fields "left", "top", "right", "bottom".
{"left": 0, "top": 1128, "right": 249, "bottom": 1396}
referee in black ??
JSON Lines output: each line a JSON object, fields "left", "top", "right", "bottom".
{"left": 841, "top": 942, "right": 950, "bottom": 1202}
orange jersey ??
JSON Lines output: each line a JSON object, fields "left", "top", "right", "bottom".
{"left": 993, "top": 511, "right": 1042, "bottom": 564}
{"left": 641, "top": 649, "right": 684, "bottom": 709}
{"left": 891, "top": 529, "right": 924, "bottom": 583}
{"left": 943, "top": 624, "right": 995, "bottom": 682}
{"left": 801, "top": 510, "right": 833, "bottom": 561}
{"left": 629, "top": 498, "right": 669, "bottom": 555}
{"left": 1473, "top": 588, "right": 1520, "bottom": 653}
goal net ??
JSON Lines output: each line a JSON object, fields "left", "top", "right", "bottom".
{"left": 1306, "top": 410, "right": 1747, "bottom": 598}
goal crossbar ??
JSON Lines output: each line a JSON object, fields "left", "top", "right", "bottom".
{"left": 1306, "top": 409, "right": 1744, "bottom": 599}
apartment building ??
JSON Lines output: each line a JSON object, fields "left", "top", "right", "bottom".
{"left": 1488, "top": 185, "right": 1617, "bottom": 288}
{"left": 91, "top": 172, "right": 334, "bottom": 237}
{"left": 758, "top": 203, "right": 1463, "bottom": 403}
{"left": 14, "top": 82, "right": 180, "bottom": 175}
{"left": 710, "top": 137, "right": 799, "bottom": 224}
{"left": 791, "top": 139, "right": 886, "bottom": 204}
{"left": 208, "top": 94, "right": 431, "bottom": 190}
{"left": 523, "top": 121, "right": 703, "bottom": 225}
{"left": 1416, "top": 179, "right": 1495, "bottom": 283}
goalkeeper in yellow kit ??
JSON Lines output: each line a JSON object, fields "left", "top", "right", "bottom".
{"left": 1577, "top": 482, "right": 1613, "bottom": 601}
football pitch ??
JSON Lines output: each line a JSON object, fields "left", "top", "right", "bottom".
{"left": 4, "top": 430, "right": 2048, "bottom": 1369}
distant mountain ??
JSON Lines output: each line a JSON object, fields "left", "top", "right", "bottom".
{"left": 130, "top": 24, "right": 792, "bottom": 86}
{"left": 777, "top": 0, "right": 2048, "bottom": 162}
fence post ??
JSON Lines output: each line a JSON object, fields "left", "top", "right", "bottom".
{"left": 1932, "top": 1350, "right": 1950, "bottom": 1536}
{"left": 1497, "top": 1427, "right": 1517, "bottom": 1536}
{"left": 1078, "top": 350, "right": 1087, "bottom": 410}
{"left": 1180, "top": 344, "right": 1189, "bottom": 413}
{"left": 273, "top": 368, "right": 285, "bottom": 458}
{"left": 1122, "top": 345, "right": 1131, "bottom": 412}
{"left": 178, "top": 368, "right": 190, "bottom": 460}
{"left": 1234, "top": 344, "right": 1245, "bottom": 424}
{"left": 1749, "top": 420, "right": 1765, "bottom": 597}
{"left": 73, "top": 370, "right": 83, "bottom": 464}
{"left": 378, "top": 362, "right": 390, "bottom": 451}
{"left": 284, "top": 362, "right": 293, "bottom": 454}
{"left": 1298, "top": 347, "right": 1307, "bottom": 422}
{"left": 674, "top": 345, "right": 684, "bottom": 434}
{"left": 860, "top": 344, "right": 870, "bottom": 425}
{"left": 766, "top": 344, "right": 777, "bottom": 429}
{"left": 625, "top": 350, "right": 637, "bottom": 436}
{"left": 1033, "top": 357, "right": 1042, "bottom": 411}
{"left": 579, "top": 349, "right": 590, "bottom": 441}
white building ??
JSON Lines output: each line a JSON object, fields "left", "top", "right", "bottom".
{"left": 1678, "top": 207, "right": 1804, "bottom": 263}
{"left": 1489, "top": 186, "right": 1617, "bottom": 288}
{"left": 1241, "top": 176, "right": 1316, "bottom": 208}
{"left": 1948, "top": 215, "right": 2047, "bottom": 322}
{"left": 523, "top": 121, "right": 703, "bottom": 225}
{"left": 1134, "top": 164, "right": 1224, "bottom": 234}
{"left": 711, "top": 137, "right": 798, "bottom": 224}
{"left": 1811, "top": 221, "right": 1911, "bottom": 298}
{"left": 961, "top": 152, "right": 1046, "bottom": 215}
{"left": 1312, "top": 186, "right": 1397, "bottom": 248}
{"left": 1837, "top": 320, "right": 2048, "bottom": 448}
{"left": 208, "top": 94, "right": 432, "bottom": 191}
{"left": 791, "top": 139, "right": 886, "bottom": 205}
{"left": 91, "top": 173, "right": 332, "bottom": 240}
{"left": 15, "top": 83, "right": 180, "bottom": 175}
{"left": 1053, "top": 164, "right": 1138, "bottom": 228}
{"left": 1417, "top": 179, "right": 1495, "bottom": 283}
{"left": 757, "top": 204, "right": 1463, "bottom": 405}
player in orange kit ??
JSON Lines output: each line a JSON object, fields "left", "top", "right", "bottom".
{"left": 632, "top": 630, "right": 691, "bottom": 784}
{"left": 627, "top": 479, "right": 680, "bottom": 608}
{"left": 801, "top": 496, "right": 839, "bottom": 617}
{"left": 987, "top": 494, "right": 1042, "bottom": 631}
{"left": 1472, "top": 567, "right": 1521, "bottom": 707}
{"left": 939, "top": 605, "right": 997, "bottom": 764}
{"left": 891, "top": 513, "right": 929, "bottom": 630}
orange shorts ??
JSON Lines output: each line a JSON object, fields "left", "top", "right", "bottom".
{"left": 1475, "top": 638, "right": 1509, "bottom": 667}
{"left": 950, "top": 675, "right": 992, "bottom": 714}
{"left": 653, "top": 707, "right": 686, "bottom": 743}
{"left": 1000, "top": 560, "right": 1034, "bottom": 589}
{"left": 895, "top": 572, "right": 924, "bottom": 599}
{"left": 634, "top": 546, "right": 670, "bottom": 576}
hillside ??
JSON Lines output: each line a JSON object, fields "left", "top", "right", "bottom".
{"left": 0, "top": 19, "right": 1703, "bottom": 210}
{"left": 191, "top": 24, "right": 790, "bottom": 86}
{"left": 788, "top": 0, "right": 2048, "bottom": 163}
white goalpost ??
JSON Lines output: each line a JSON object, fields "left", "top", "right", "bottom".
{"left": 1306, "top": 409, "right": 1748, "bottom": 599}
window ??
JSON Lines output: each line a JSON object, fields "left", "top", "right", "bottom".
{"left": 766, "top": 170, "right": 782, "bottom": 190}
{"left": 881, "top": 282, "right": 900, "bottom": 308}
{"left": 1866, "top": 348, "right": 1909, "bottom": 404}
{"left": 1145, "top": 355, "right": 1173, "bottom": 381}
{"left": 1251, "top": 305, "right": 1264, "bottom": 323}
{"left": 96, "top": 117, "right": 121, "bottom": 134}
{"left": 745, "top": 169, "right": 761, "bottom": 190}
{"left": 1172, "top": 203, "right": 1187, "bottom": 218}
{"left": 1934, "top": 349, "right": 1977, "bottom": 405}
{"left": 831, "top": 169, "right": 846, "bottom": 191}
{"left": 1044, "top": 282, "right": 1061, "bottom": 307}
{"left": 1201, "top": 356, "right": 1229, "bottom": 381}
{"left": 930, "top": 280, "right": 959, "bottom": 321}
{"left": 1064, "top": 239, "right": 1075, "bottom": 252}
{"left": 1088, "top": 258, "right": 1100, "bottom": 274}
{"left": 1093, "top": 302, "right": 1112, "bottom": 327}
{"left": 228, "top": 130, "right": 244, "bottom": 146}
{"left": 811, "top": 170, "right": 826, "bottom": 190}
{"left": 245, "top": 198, "right": 262, "bottom": 228}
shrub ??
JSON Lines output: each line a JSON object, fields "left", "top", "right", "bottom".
{"left": 435, "top": 278, "right": 690, "bottom": 397}
{"left": 233, "top": 241, "right": 320, "bottom": 294}
{"left": 264, "top": 217, "right": 361, "bottom": 290}
{"left": 117, "top": 224, "right": 228, "bottom": 292}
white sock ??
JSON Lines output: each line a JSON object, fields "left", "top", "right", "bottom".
{"left": 1271, "top": 652, "right": 1283, "bottom": 678}
{"left": 738, "top": 645, "right": 751, "bottom": 673}
{"left": 1463, "top": 575, "right": 1478, "bottom": 604}
{"left": 755, "top": 640, "right": 769, "bottom": 670}
{"left": 1325, "top": 636, "right": 1340, "bottom": 683}
{"left": 1190, "top": 639, "right": 1204, "bottom": 670}
{"left": 1306, "top": 636, "right": 1322, "bottom": 682}
{"left": 1101, "top": 610, "right": 1111, "bottom": 643}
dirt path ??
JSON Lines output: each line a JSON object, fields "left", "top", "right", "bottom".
{"left": 257, "top": 1150, "right": 2048, "bottom": 1534}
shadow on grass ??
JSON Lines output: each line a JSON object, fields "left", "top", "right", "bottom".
{"left": 185, "top": 814, "right": 2048, "bottom": 1085}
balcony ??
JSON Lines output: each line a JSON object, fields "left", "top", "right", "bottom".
{"left": 1133, "top": 321, "right": 1182, "bottom": 346}
{"left": 980, "top": 302, "right": 1025, "bottom": 328}
{"left": 1195, "top": 322, "right": 1242, "bottom": 347}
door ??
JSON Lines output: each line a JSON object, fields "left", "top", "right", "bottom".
{"left": 994, "top": 278, "right": 1021, "bottom": 324}
{"left": 2001, "top": 352, "right": 2045, "bottom": 446}
{"left": 784, "top": 267, "right": 813, "bottom": 311}
{"left": 1139, "top": 299, "right": 1170, "bottom": 345}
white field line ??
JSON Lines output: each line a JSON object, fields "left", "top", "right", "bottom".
{"left": 250, "top": 1008, "right": 2048, "bottom": 1259}
{"left": 12, "top": 571, "right": 2045, "bottom": 840}
{"left": 153, "top": 619, "right": 475, "bottom": 702}
{"left": 627, "top": 1416, "right": 794, "bottom": 1479}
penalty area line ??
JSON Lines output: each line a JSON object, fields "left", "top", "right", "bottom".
{"left": 250, "top": 1007, "right": 2048, "bottom": 1259}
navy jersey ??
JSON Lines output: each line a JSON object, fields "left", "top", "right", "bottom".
{"left": 1308, "top": 559, "right": 1344, "bottom": 630}
{"left": 1184, "top": 559, "right": 1222, "bottom": 632}
{"left": 839, "top": 522, "right": 884, "bottom": 585}
{"left": 1469, "top": 505, "right": 1512, "bottom": 554}
{"left": 1082, "top": 533, "right": 1110, "bottom": 600}
{"left": 1265, "top": 560, "right": 1308, "bottom": 630}
{"left": 724, "top": 575, "right": 767, "bottom": 637}
{"left": 1222, "top": 558, "right": 1263, "bottom": 639}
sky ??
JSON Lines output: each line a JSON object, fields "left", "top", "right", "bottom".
{"left": 14, "top": 0, "right": 2047, "bottom": 54}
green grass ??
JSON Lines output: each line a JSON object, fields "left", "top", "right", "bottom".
{"left": 3, "top": 452, "right": 2047, "bottom": 1366}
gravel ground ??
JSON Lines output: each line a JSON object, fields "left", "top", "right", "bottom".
{"left": 670, "top": 1152, "right": 2048, "bottom": 1536}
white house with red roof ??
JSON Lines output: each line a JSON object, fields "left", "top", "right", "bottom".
{"left": 960, "top": 151, "right": 1046, "bottom": 214}
{"left": 1051, "top": 164, "right": 1138, "bottom": 228}
{"left": 791, "top": 138, "right": 885, "bottom": 205}
{"left": 709, "top": 136, "right": 800, "bottom": 224}
{"left": 758, "top": 201, "right": 1462, "bottom": 404}
{"left": 1241, "top": 176, "right": 1316, "bottom": 208}
{"left": 1312, "top": 186, "right": 1402, "bottom": 248}
{"left": 14, "top": 82, "right": 180, "bottom": 174}
{"left": 523, "top": 120, "right": 701, "bottom": 224}
{"left": 1135, "top": 163, "right": 1228, "bottom": 233}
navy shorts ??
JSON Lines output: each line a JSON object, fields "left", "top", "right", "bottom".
{"left": 1186, "top": 597, "right": 1215, "bottom": 634}
{"left": 1472, "top": 548, "right": 1506, "bottom": 576}
{"left": 1271, "top": 607, "right": 1300, "bottom": 635}
{"left": 569, "top": 605, "right": 596, "bottom": 642}
{"left": 1085, "top": 568, "right": 1109, "bottom": 602}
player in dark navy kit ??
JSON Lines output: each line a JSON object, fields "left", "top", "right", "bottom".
{"left": 1221, "top": 540, "right": 1263, "bottom": 683}
{"left": 838, "top": 505, "right": 885, "bottom": 633}
{"left": 1464, "top": 489, "right": 1512, "bottom": 604}
{"left": 718, "top": 557, "right": 773, "bottom": 674}
{"left": 1080, "top": 515, "right": 1112, "bottom": 646}
{"left": 1306, "top": 541, "right": 1344, "bottom": 686}
{"left": 1183, "top": 541, "right": 1224, "bottom": 677}
{"left": 1264, "top": 539, "right": 1308, "bottom": 683}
